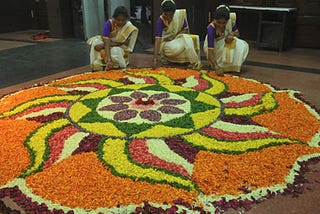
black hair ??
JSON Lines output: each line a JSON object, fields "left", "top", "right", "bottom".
{"left": 112, "top": 6, "right": 129, "bottom": 19}
{"left": 214, "top": 5, "right": 230, "bottom": 20}
{"left": 161, "top": 1, "right": 176, "bottom": 13}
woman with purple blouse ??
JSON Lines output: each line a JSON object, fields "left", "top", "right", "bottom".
{"left": 87, "top": 6, "right": 138, "bottom": 71}
{"left": 153, "top": 0, "right": 201, "bottom": 69}
{"left": 204, "top": 5, "right": 249, "bottom": 76}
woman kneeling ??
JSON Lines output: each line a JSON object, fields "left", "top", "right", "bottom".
{"left": 87, "top": 6, "right": 138, "bottom": 71}
{"left": 204, "top": 5, "right": 249, "bottom": 76}
{"left": 153, "top": 0, "right": 201, "bottom": 69}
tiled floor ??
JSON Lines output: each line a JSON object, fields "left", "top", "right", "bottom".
{"left": 0, "top": 40, "right": 35, "bottom": 51}
{"left": 0, "top": 31, "right": 320, "bottom": 213}
{"left": 0, "top": 39, "right": 90, "bottom": 88}
{"left": 247, "top": 48, "right": 320, "bottom": 70}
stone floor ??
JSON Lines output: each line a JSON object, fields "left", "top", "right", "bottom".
{"left": 0, "top": 30, "right": 320, "bottom": 213}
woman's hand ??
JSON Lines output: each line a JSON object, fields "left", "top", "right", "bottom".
{"left": 104, "top": 57, "right": 114, "bottom": 70}
{"left": 94, "top": 44, "right": 104, "bottom": 51}
{"left": 225, "top": 34, "right": 234, "bottom": 44}
{"left": 152, "top": 56, "right": 160, "bottom": 69}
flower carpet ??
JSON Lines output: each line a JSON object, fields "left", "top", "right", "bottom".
{"left": 0, "top": 67, "right": 320, "bottom": 213}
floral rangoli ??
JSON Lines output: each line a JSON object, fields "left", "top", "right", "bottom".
{"left": 0, "top": 68, "right": 319, "bottom": 213}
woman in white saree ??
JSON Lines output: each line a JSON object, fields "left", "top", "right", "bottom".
{"left": 203, "top": 5, "right": 249, "bottom": 76}
{"left": 87, "top": 6, "right": 138, "bottom": 71}
{"left": 153, "top": 0, "right": 201, "bottom": 69}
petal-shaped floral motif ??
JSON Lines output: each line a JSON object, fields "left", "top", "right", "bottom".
{"left": 140, "top": 110, "right": 162, "bottom": 122}
{"left": 130, "top": 91, "right": 148, "bottom": 99}
{"left": 99, "top": 104, "right": 129, "bottom": 112}
{"left": 110, "top": 96, "right": 132, "bottom": 103}
{"left": 150, "top": 92, "right": 170, "bottom": 100}
{"left": 0, "top": 67, "right": 319, "bottom": 214}
{"left": 113, "top": 110, "right": 138, "bottom": 121}
{"left": 158, "top": 106, "right": 185, "bottom": 114}
{"left": 160, "top": 99, "right": 187, "bottom": 105}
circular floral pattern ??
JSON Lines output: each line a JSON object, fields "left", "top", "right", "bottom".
{"left": 97, "top": 90, "right": 190, "bottom": 124}
{"left": 0, "top": 68, "right": 319, "bottom": 213}
{"left": 68, "top": 84, "right": 220, "bottom": 138}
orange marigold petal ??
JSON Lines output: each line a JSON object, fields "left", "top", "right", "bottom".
{"left": 127, "top": 67, "right": 200, "bottom": 80}
{"left": 0, "top": 86, "right": 67, "bottom": 114}
{"left": 211, "top": 74, "right": 272, "bottom": 94}
{"left": 192, "top": 144, "right": 320, "bottom": 196}
{"left": 51, "top": 71, "right": 125, "bottom": 85}
{"left": 163, "top": 68, "right": 200, "bottom": 79}
{"left": 253, "top": 92, "right": 320, "bottom": 142}
{"left": 0, "top": 119, "right": 42, "bottom": 186}
{"left": 25, "top": 152, "right": 197, "bottom": 209}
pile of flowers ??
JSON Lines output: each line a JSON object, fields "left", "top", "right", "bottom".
{"left": 0, "top": 68, "right": 319, "bottom": 213}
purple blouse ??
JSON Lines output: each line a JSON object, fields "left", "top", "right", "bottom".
{"left": 102, "top": 19, "right": 113, "bottom": 38}
{"left": 155, "top": 17, "right": 188, "bottom": 37}
{"left": 207, "top": 23, "right": 238, "bottom": 48}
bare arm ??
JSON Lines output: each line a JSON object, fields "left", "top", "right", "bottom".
{"left": 208, "top": 48, "right": 224, "bottom": 76}
{"left": 153, "top": 37, "right": 162, "bottom": 66}
{"left": 103, "top": 38, "right": 113, "bottom": 69}
{"left": 110, "top": 41, "right": 123, "bottom": 47}
{"left": 231, "top": 29, "right": 240, "bottom": 38}
{"left": 208, "top": 48, "right": 219, "bottom": 70}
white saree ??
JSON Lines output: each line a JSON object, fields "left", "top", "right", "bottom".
{"left": 87, "top": 20, "right": 138, "bottom": 71}
{"left": 204, "top": 13, "right": 249, "bottom": 72}
{"left": 160, "top": 9, "right": 201, "bottom": 66}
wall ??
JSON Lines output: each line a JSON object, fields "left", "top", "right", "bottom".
{"left": 108, "top": 0, "right": 131, "bottom": 18}
{"left": 0, "top": 0, "right": 32, "bottom": 33}
{"left": 82, "top": 0, "right": 106, "bottom": 39}
{"left": 47, "top": 0, "right": 73, "bottom": 38}
{"left": 31, "top": 0, "right": 49, "bottom": 29}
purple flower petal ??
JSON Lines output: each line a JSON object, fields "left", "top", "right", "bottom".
{"left": 119, "top": 78, "right": 134, "bottom": 85}
{"left": 165, "top": 137, "right": 199, "bottom": 163}
{"left": 217, "top": 91, "right": 242, "bottom": 99}
{"left": 72, "top": 134, "right": 102, "bottom": 155}
{"left": 140, "top": 110, "right": 162, "bottom": 122}
{"left": 158, "top": 106, "right": 185, "bottom": 114}
{"left": 130, "top": 91, "right": 148, "bottom": 99}
{"left": 110, "top": 96, "right": 132, "bottom": 103}
{"left": 26, "top": 112, "right": 65, "bottom": 123}
{"left": 114, "top": 110, "right": 138, "bottom": 121}
{"left": 99, "top": 104, "right": 129, "bottom": 112}
{"left": 160, "top": 99, "right": 186, "bottom": 105}
{"left": 174, "top": 78, "right": 187, "bottom": 86}
{"left": 150, "top": 93, "right": 170, "bottom": 100}
{"left": 221, "top": 115, "right": 261, "bottom": 126}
